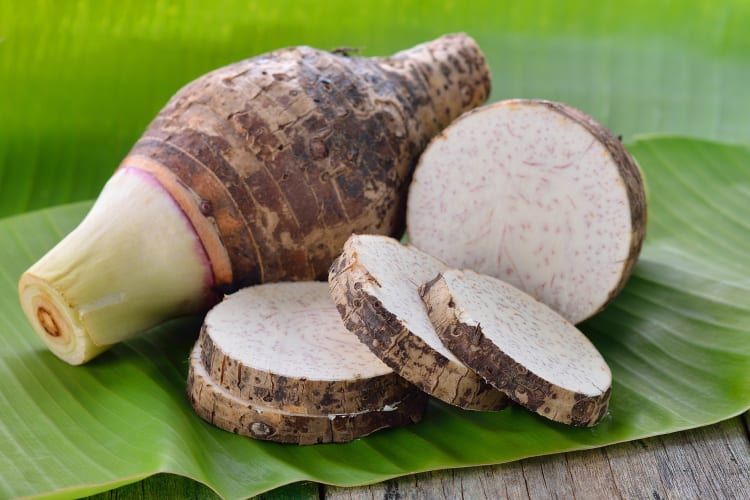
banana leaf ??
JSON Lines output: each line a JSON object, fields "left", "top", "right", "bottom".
{"left": 1, "top": 136, "right": 748, "bottom": 499}
{"left": 1, "top": 1, "right": 749, "bottom": 499}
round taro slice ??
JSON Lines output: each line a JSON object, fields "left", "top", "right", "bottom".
{"left": 421, "top": 268, "right": 612, "bottom": 427}
{"left": 329, "top": 234, "right": 509, "bottom": 411}
{"left": 407, "top": 99, "right": 647, "bottom": 324}
{"left": 199, "top": 281, "right": 418, "bottom": 415}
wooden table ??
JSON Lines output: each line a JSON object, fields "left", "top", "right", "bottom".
{"left": 89, "top": 412, "right": 749, "bottom": 499}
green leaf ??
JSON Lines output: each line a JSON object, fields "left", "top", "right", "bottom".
{"left": 1, "top": 136, "right": 748, "bottom": 499}
{"left": 2, "top": 0, "right": 750, "bottom": 216}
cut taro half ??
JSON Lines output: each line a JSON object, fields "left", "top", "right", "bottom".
{"left": 407, "top": 99, "right": 647, "bottom": 324}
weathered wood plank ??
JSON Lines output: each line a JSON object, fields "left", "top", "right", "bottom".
{"left": 324, "top": 415, "right": 750, "bottom": 500}
{"left": 647, "top": 418, "right": 750, "bottom": 499}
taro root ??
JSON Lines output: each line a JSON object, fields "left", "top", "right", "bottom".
{"left": 421, "top": 269, "right": 612, "bottom": 427}
{"left": 328, "top": 234, "right": 509, "bottom": 411}
{"left": 188, "top": 281, "right": 426, "bottom": 444}
{"left": 18, "top": 34, "right": 492, "bottom": 364}
{"left": 407, "top": 99, "right": 647, "bottom": 324}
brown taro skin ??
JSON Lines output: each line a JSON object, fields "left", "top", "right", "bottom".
{"left": 187, "top": 344, "right": 427, "bottom": 445}
{"left": 119, "top": 33, "right": 492, "bottom": 298}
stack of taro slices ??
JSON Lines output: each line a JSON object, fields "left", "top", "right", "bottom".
{"left": 188, "top": 282, "right": 427, "bottom": 445}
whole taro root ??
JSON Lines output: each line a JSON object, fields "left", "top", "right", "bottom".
{"left": 18, "top": 34, "right": 492, "bottom": 364}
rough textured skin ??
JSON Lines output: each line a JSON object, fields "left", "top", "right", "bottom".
{"left": 120, "top": 34, "right": 491, "bottom": 296}
{"left": 198, "top": 326, "right": 419, "bottom": 415}
{"left": 187, "top": 344, "right": 427, "bottom": 445}
{"left": 328, "top": 240, "right": 509, "bottom": 412}
{"left": 420, "top": 274, "right": 610, "bottom": 427}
